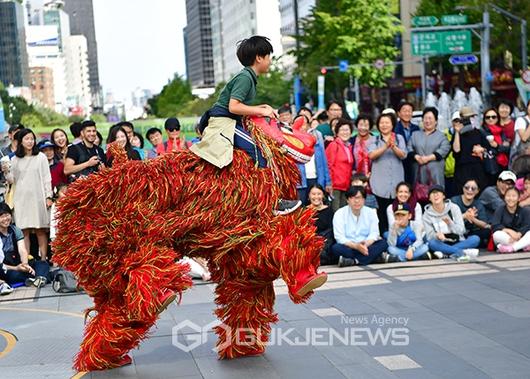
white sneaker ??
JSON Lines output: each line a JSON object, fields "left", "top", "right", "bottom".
{"left": 463, "top": 248, "right": 479, "bottom": 260}
{"left": 432, "top": 251, "right": 444, "bottom": 259}
{"left": 0, "top": 282, "right": 13, "bottom": 295}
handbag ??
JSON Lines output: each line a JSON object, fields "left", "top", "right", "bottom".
{"left": 483, "top": 149, "right": 500, "bottom": 176}
{"left": 413, "top": 165, "right": 434, "bottom": 203}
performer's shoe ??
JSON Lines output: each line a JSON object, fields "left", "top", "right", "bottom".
{"left": 114, "top": 354, "right": 132, "bottom": 367}
{"left": 290, "top": 270, "right": 327, "bottom": 297}
{"left": 156, "top": 289, "right": 177, "bottom": 315}
{"left": 274, "top": 199, "right": 302, "bottom": 216}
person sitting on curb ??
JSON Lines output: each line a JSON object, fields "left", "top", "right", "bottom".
{"left": 387, "top": 203, "right": 430, "bottom": 262}
{"left": 492, "top": 187, "right": 530, "bottom": 253}
{"left": 479, "top": 170, "right": 516, "bottom": 219}
{"left": 331, "top": 186, "right": 388, "bottom": 267}
{"left": 423, "top": 185, "right": 480, "bottom": 262}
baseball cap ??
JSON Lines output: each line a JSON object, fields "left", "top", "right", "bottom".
{"left": 394, "top": 203, "right": 411, "bottom": 215}
{"left": 164, "top": 117, "right": 181, "bottom": 131}
{"left": 381, "top": 108, "right": 396, "bottom": 115}
{"left": 428, "top": 184, "right": 445, "bottom": 196}
{"left": 498, "top": 170, "right": 517, "bottom": 183}
{"left": 459, "top": 106, "right": 476, "bottom": 118}
{"left": 451, "top": 111, "right": 461, "bottom": 122}
{"left": 37, "top": 139, "right": 55, "bottom": 150}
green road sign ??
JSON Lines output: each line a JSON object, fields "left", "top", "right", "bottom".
{"left": 411, "top": 30, "right": 472, "bottom": 56}
{"left": 411, "top": 16, "right": 439, "bottom": 27}
{"left": 441, "top": 14, "right": 468, "bottom": 25}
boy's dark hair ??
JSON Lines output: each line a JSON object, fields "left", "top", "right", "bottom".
{"left": 346, "top": 186, "right": 366, "bottom": 199}
{"left": 146, "top": 127, "right": 162, "bottom": 140}
{"left": 298, "top": 106, "right": 313, "bottom": 116}
{"left": 81, "top": 120, "right": 97, "bottom": 130}
{"left": 278, "top": 105, "right": 291, "bottom": 115}
{"left": 355, "top": 113, "right": 373, "bottom": 129}
{"left": 396, "top": 101, "right": 414, "bottom": 113}
{"left": 117, "top": 121, "right": 134, "bottom": 131}
{"left": 0, "top": 202, "right": 13, "bottom": 216}
{"left": 69, "top": 122, "right": 82, "bottom": 138}
{"left": 422, "top": 106, "right": 438, "bottom": 121}
{"left": 524, "top": 173, "right": 530, "bottom": 182}
{"left": 316, "top": 112, "right": 328, "bottom": 122}
{"left": 236, "top": 36, "right": 273, "bottom": 66}
{"left": 334, "top": 118, "right": 354, "bottom": 135}
{"left": 351, "top": 173, "right": 368, "bottom": 184}
{"left": 15, "top": 128, "right": 39, "bottom": 158}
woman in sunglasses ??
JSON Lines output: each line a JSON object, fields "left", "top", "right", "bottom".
{"left": 451, "top": 179, "right": 491, "bottom": 247}
{"left": 482, "top": 108, "right": 510, "bottom": 184}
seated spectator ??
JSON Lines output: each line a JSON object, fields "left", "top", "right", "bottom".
{"left": 146, "top": 127, "right": 164, "bottom": 159}
{"left": 386, "top": 181, "right": 423, "bottom": 232}
{"left": 278, "top": 105, "right": 293, "bottom": 126}
{"left": 326, "top": 118, "right": 354, "bottom": 211}
{"left": 479, "top": 170, "right": 516, "bottom": 219}
{"left": 307, "top": 184, "right": 335, "bottom": 265}
{"left": 0, "top": 203, "right": 49, "bottom": 287}
{"left": 492, "top": 187, "right": 530, "bottom": 253}
{"left": 518, "top": 174, "right": 530, "bottom": 207}
{"left": 0, "top": 236, "right": 13, "bottom": 295}
{"left": 331, "top": 186, "right": 387, "bottom": 267}
{"left": 387, "top": 203, "right": 430, "bottom": 261}
{"left": 423, "top": 185, "right": 480, "bottom": 262}
{"left": 351, "top": 173, "right": 377, "bottom": 209}
{"left": 451, "top": 179, "right": 491, "bottom": 247}
{"left": 131, "top": 132, "right": 146, "bottom": 160}
{"left": 106, "top": 125, "right": 141, "bottom": 166}
{"left": 38, "top": 139, "right": 68, "bottom": 192}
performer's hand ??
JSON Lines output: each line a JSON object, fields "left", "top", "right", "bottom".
{"left": 325, "top": 185, "right": 333, "bottom": 195}
{"left": 259, "top": 105, "right": 278, "bottom": 119}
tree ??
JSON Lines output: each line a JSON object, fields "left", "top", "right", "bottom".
{"left": 295, "top": 0, "right": 403, "bottom": 91}
{"left": 253, "top": 62, "right": 292, "bottom": 107}
{"left": 20, "top": 113, "right": 43, "bottom": 129}
{"left": 148, "top": 74, "right": 194, "bottom": 118}
{"left": 414, "top": 0, "right": 530, "bottom": 72}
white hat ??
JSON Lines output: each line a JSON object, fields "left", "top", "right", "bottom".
{"left": 381, "top": 108, "right": 396, "bottom": 115}
{"left": 498, "top": 170, "right": 517, "bottom": 183}
{"left": 451, "top": 111, "right": 461, "bottom": 121}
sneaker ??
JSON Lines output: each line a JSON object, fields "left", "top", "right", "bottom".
{"left": 0, "top": 282, "right": 13, "bottom": 295}
{"left": 452, "top": 255, "right": 470, "bottom": 263}
{"left": 463, "top": 248, "right": 479, "bottom": 260}
{"left": 524, "top": 245, "right": 530, "bottom": 252}
{"left": 273, "top": 199, "right": 302, "bottom": 216}
{"left": 432, "top": 251, "right": 444, "bottom": 259}
{"left": 289, "top": 270, "right": 328, "bottom": 297}
{"left": 419, "top": 252, "right": 432, "bottom": 260}
{"left": 156, "top": 289, "right": 177, "bottom": 315}
{"left": 25, "top": 276, "right": 47, "bottom": 288}
{"left": 497, "top": 244, "right": 514, "bottom": 254}
{"left": 383, "top": 253, "right": 400, "bottom": 263}
{"left": 338, "top": 256, "right": 358, "bottom": 267}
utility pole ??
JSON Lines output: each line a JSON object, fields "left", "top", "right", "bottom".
{"left": 522, "top": 19, "right": 528, "bottom": 70}
{"left": 481, "top": 8, "right": 491, "bottom": 107}
{"left": 293, "top": 0, "right": 302, "bottom": 112}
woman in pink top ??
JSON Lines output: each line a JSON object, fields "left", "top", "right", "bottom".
{"left": 326, "top": 118, "right": 355, "bottom": 211}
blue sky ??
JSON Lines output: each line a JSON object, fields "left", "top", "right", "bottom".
{"left": 93, "top": 0, "right": 187, "bottom": 100}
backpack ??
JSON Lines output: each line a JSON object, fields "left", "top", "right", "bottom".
{"left": 52, "top": 268, "right": 79, "bottom": 293}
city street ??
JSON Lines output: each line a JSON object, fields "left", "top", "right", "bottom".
{"left": 2, "top": 251, "right": 530, "bottom": 379}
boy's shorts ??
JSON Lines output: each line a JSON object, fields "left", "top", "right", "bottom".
{"left": 190, "top": 117, "right": 236, "bottom": 168}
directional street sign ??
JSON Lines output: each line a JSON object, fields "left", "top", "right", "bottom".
{"left": 411, "top": 16, "right": 439, "bottom": 27}
{"left": 449, "top": 54, "right": 478, "bottom": 65}
{"left": 338, "top": 60, "right": 349, "bottom": 72}
{"left": 441, "top": 14, "right": 468, "bottom": 25}
{"left": 411, "top": 30, "right": 472, "bottom": 56}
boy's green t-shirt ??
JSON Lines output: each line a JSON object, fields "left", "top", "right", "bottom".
{"left": 215, "top": 67, "right": 258, "bottom": 110}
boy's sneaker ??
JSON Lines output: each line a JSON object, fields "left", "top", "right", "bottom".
{"left": 419, "top": 252, "right": 432, "bottom": 260}
{"left": 289, "top": 270, "right": 328, "bottom": 297}
{"left": 452, "top": 255, "right": 470, "bottom": 263}
{"left": 274, "top": 199, "right": 302, "bottom": 216}
{"left": 463, "top": 248, "right": 479, "bottom": 260}
{"left": 497, "top": 244, "right": 514, "bottom": 254}
{"left": 338, "top": 256, "right": 358, "bottom": 267}
{"left": 432, "top": 251, "right": 444, "bottom": 259}
{"left": 0, "top": 282, "right": 13, "bottom": 295}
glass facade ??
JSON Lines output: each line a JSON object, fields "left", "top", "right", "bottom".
{"left": 0, "top": 1, "right": 30, "bottom": 87}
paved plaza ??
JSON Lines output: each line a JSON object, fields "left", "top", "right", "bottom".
{"left": 1, "top": 251, "right": 530, "bottom": 379}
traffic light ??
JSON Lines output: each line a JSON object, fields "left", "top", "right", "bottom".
{"left": 320, "top": 67, "right": 327, "bottom": 75}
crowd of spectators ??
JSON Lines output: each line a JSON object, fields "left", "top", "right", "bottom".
{"left": 1, "top": 97, "right": 530, "bottom": 295}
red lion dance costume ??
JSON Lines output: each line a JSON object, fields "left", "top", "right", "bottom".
{"left": 53, "top": 116, "right": 327, "bottom": 371}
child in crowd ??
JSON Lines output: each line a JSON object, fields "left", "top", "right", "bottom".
{"left": 387, "top": 203, "right": 430, "bottom": 261}
{"left": 518, "top": 174, "right": 530, "bottom": 207}
{"left": 50, "top": 184, "right": 67, "bottom": 242}
{"left": 351, "top": 174, "right": 378, "bottom": 209}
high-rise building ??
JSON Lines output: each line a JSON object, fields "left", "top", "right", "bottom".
{"left": 63, "top": 0, "right": 101, "bottom": 105}
{"left": 30, "top": 66, "right": 55, "bottom": 109}
{"left": 209, "top": 0, "right": 282, "bottom": 84}
{"left": 63, "top": 34, "right": 91, "bottom": 114}
{"left": 184, "top": 0, "right": 215, "bottom": 89}
{"left": 278, "top": 0, "right": 314, "bottom": 55}
{"left": 0, "top": 0, "right": 30, "bottom": 87}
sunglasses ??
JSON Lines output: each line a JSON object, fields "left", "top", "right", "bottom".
{"left": 485, "top": 115, "right": 498, "bottom": 120}
{"left": 166, "top": 127, "right": 180, "bottom": 132}
{"left": 464, "top": 185, "right": 478, "bottom": 191}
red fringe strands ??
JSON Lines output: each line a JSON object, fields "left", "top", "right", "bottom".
{"left": 52, "top": 117, "right": 324, "bottom": 370}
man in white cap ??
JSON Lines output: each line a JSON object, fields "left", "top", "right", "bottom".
{"left": 479, "top": 170, "right": 517, "bottom": 219}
